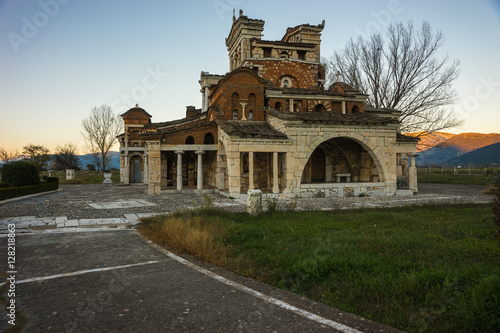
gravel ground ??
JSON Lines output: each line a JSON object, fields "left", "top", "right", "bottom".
{"left": 0, "top": 184, "right": 245, "bottom": 220}
{"left": 0, "top": 183, "right": 494, "bottom": 220}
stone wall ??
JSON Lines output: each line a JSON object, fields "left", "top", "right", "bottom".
{"left": 161, "top": 123, "right": 218, "bottom": 145}
{"left": 210, "top": 69, "right": 267, "bottom": 121}
{"left": 249, "top": 59, "right": 319, "bottom": 89}
{"left": 300, "top": 183, "right": 388, "bottom": 198}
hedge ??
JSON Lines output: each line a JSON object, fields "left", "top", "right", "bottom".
{"left": 0, "top": 182, "right": 59, "bottom": 201}
{"left": 1, "top": 161, "right": 40, "bottom": 187}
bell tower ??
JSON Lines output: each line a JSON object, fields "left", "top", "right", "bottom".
{"left": 225, "top": 10, "right": 264, "bottom": 71}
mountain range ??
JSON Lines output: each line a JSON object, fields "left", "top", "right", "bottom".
{"left": 79, "top": 151, "right": 120, "bottom": 170}
{"left": 414, "top": 132, "right": 500, "bottom": 166}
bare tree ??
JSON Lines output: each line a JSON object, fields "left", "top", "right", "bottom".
{"left": 81, "top": 105, "right": 122, "bottom": 171}
{"left": 22, "top": 144, "right": 50, "bottom": 170}
{"left": 325, "top": 21, "right": 461, "bottom": 135}
{"left": 53, "top": 143, "right": 81, "bottom": 171}
{"left": 0, "top": 147, "right": 20, "bottom": 164}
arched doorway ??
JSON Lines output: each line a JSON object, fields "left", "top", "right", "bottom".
{"left": 130, "top": 156, "right": 143, "bottom": 183}
{"left": 203, "top": 132, "right": 215, "bottom": 144}
{"left": 301, "top": 138, "right": 381, "bottom": 184}
{"left": 310, "top": 148, "right": 325, "bottom": 182}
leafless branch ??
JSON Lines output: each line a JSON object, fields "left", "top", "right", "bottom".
{"left": 81, "top": 105, "right": 122, "bottom": 171}
{"left": 325, "top": 21, "right": 461, "bottom": 134}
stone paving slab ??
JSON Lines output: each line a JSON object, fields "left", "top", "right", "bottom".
{"left": 0, "top": 215, "right": 138, "bottom": 232}
{"left": 88, "top": 199, "right": 157, "bottom": 209}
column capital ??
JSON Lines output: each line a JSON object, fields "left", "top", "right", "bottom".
{"left": 175, "top": 150, "right": 185, "bottom": 155}
{"left": 195, "top": 150, "right": 205, "bottom": 155}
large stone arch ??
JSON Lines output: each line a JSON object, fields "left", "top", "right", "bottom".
{"left": 297, "top": 132, "right": 389, "bottom": 186}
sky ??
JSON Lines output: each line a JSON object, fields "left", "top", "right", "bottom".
{"left": 1, "top": 0, "right": 499, "bottom": 154}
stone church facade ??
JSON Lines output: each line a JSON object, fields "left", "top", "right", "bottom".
{"left": 118, "top": 12, "right": 419, "bottom": 199}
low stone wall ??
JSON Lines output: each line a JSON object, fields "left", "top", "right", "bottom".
{"left": 299, "top": 182, "right": 388, "bottom": 198}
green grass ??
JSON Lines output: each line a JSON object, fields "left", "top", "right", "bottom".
{"left": 418, "top": 174, "right": 492, "bottom": 186}
{"left": 140, "top": 204, "right": 500, "bottom": 333}
{"left": 42, "top": 171, "right": 120, "bottom": 184}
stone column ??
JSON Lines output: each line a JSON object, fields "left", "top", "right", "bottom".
{"left": 204, "top": 86, "right": 210, "bottom": 112}
{"left": 176, "top": 150, "right": 184, "bottom": 191}
{"left": 249, "top": 151, "right": 254, "bottom": 190}
{"left": 273, "top": 152, "right": 279, "bottom": 194}
{"left": 147, "top": 141, "right": 161, "bottom": 195}
{"left": 196, "top": 150, "right": 204, "bottom": 191}
{"left": 409, "top": 153, "right": 419, "bottom": 194}
{"left": 240, "top": 102, "right": 247, "bottom": 121}
{"left": 289, "top": 99, "right": 294, "bottom": 112}
{"left": 201, "top": 89, "right": 206, "bottom": 112}
{"left": 216, "top": 150, "right": 226, "bottom": 191}
{"left": 143, "top": 152, "right": 149, "bottom": 185}
{"left": 341, "top": 101, "right": 346, "bottom": 114}
{"left": 123, "top": 153, "right": 129, "bottom": 185}
{"left": 227, "top": 151, "right": 241, "bottom": 198}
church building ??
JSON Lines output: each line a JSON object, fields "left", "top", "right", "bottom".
{"left": 118, "top": 11, "right": 419, "bottom": 199}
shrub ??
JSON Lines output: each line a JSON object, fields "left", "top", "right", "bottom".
{"left": 265, "top": 197, "right": 278, "bottom": 214}
{"left": 45, "top": 177, "right": 59, "bottom": 184}
{"left": 0, "top": 182, "right": 58, "bottom": 201}
{"left": 1, "top": 161, "right": 40, "bottom": 187}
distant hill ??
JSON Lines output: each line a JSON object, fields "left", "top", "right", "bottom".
{"left": 444, "top": 142, "right": 500, "bottom": 167}
{"left": 79, "top": 151, "right": 120, "bottom": 170}
{"left": 409, "top": 132, "right": 456, "bottom": 152}
{"left": 416, "top": 133, "right": 500, "bottom": 166}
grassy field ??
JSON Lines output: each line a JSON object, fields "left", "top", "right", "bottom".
{"left": 139, "top": 203, "right": 500, "bottom": 333}
{"left": 417, "top": 167, "right": 499, "bottom": 186}
{"left": 417, "top": 174, "right": 492, "bottom": 186}
{"left": 42, "top": 170, "right": 120, "bottom": 184}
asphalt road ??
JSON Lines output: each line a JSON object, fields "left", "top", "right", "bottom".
{"left": 0, "top": 229, "right": 401, "bottom": 333}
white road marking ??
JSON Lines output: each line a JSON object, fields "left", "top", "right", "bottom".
{"left": 0, "top": 260, "right": 160, "bottom": 286}
{"left": 142, "top": 235, "right": 363, "bottom": 333}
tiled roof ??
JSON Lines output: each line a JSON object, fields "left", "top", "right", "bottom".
{"left": 217, "top": 121, "right": 288, "bottom": 139}
{"left": 267, "top": 110, "right": 399, "bottom": 125}
{"left": 145, "top": 112, "right": 207, "bottom": 129}
{"left": 397, "top": 133, "right": 420, "bottom": 143}
{"left": 327, "top": 82, "right": 362, "bottom": 94}
{"left": 267, "top": 87, "right": 367, "bottom": 97}
{"left": 253, "top": 39, "right": 316, "bottom": 48}
{"left": 121, "top": 105, "right": 152, "bottom": 118}
{"left": 140, "top": 121, "right": 215, "bottom": 139}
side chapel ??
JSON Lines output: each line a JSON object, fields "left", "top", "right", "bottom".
{"left": 118, "top": 11, "right": 419, "bottom": 198}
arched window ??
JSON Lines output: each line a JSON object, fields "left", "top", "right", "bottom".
{"left": 279, "top": 51, "right": 289, "bottom": 58}
{"left": 248, "top": 110, "right": 254, "bottom": 121}
{"left": 313, "top": 104, "right": 326, "bottom": 112}
{"left": 275, "top": 102, "right": 282, "bottom": 111}
{"left": 232, "top": 110, "right": 238, "bottom": 120}
{"left": 185, "top": 136, "right": 195, "bottom": 144}
{"left": 203, "top": 132, "right": 215, "bottom": 144}
{"left": 351, "top": 105, "right": 359, "bottom": 114}
{"left": 132, "top": 142, "right": 140, "bottom": 147}
{"left": 280, "top": 77, "right": 293, "bottom": 88}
